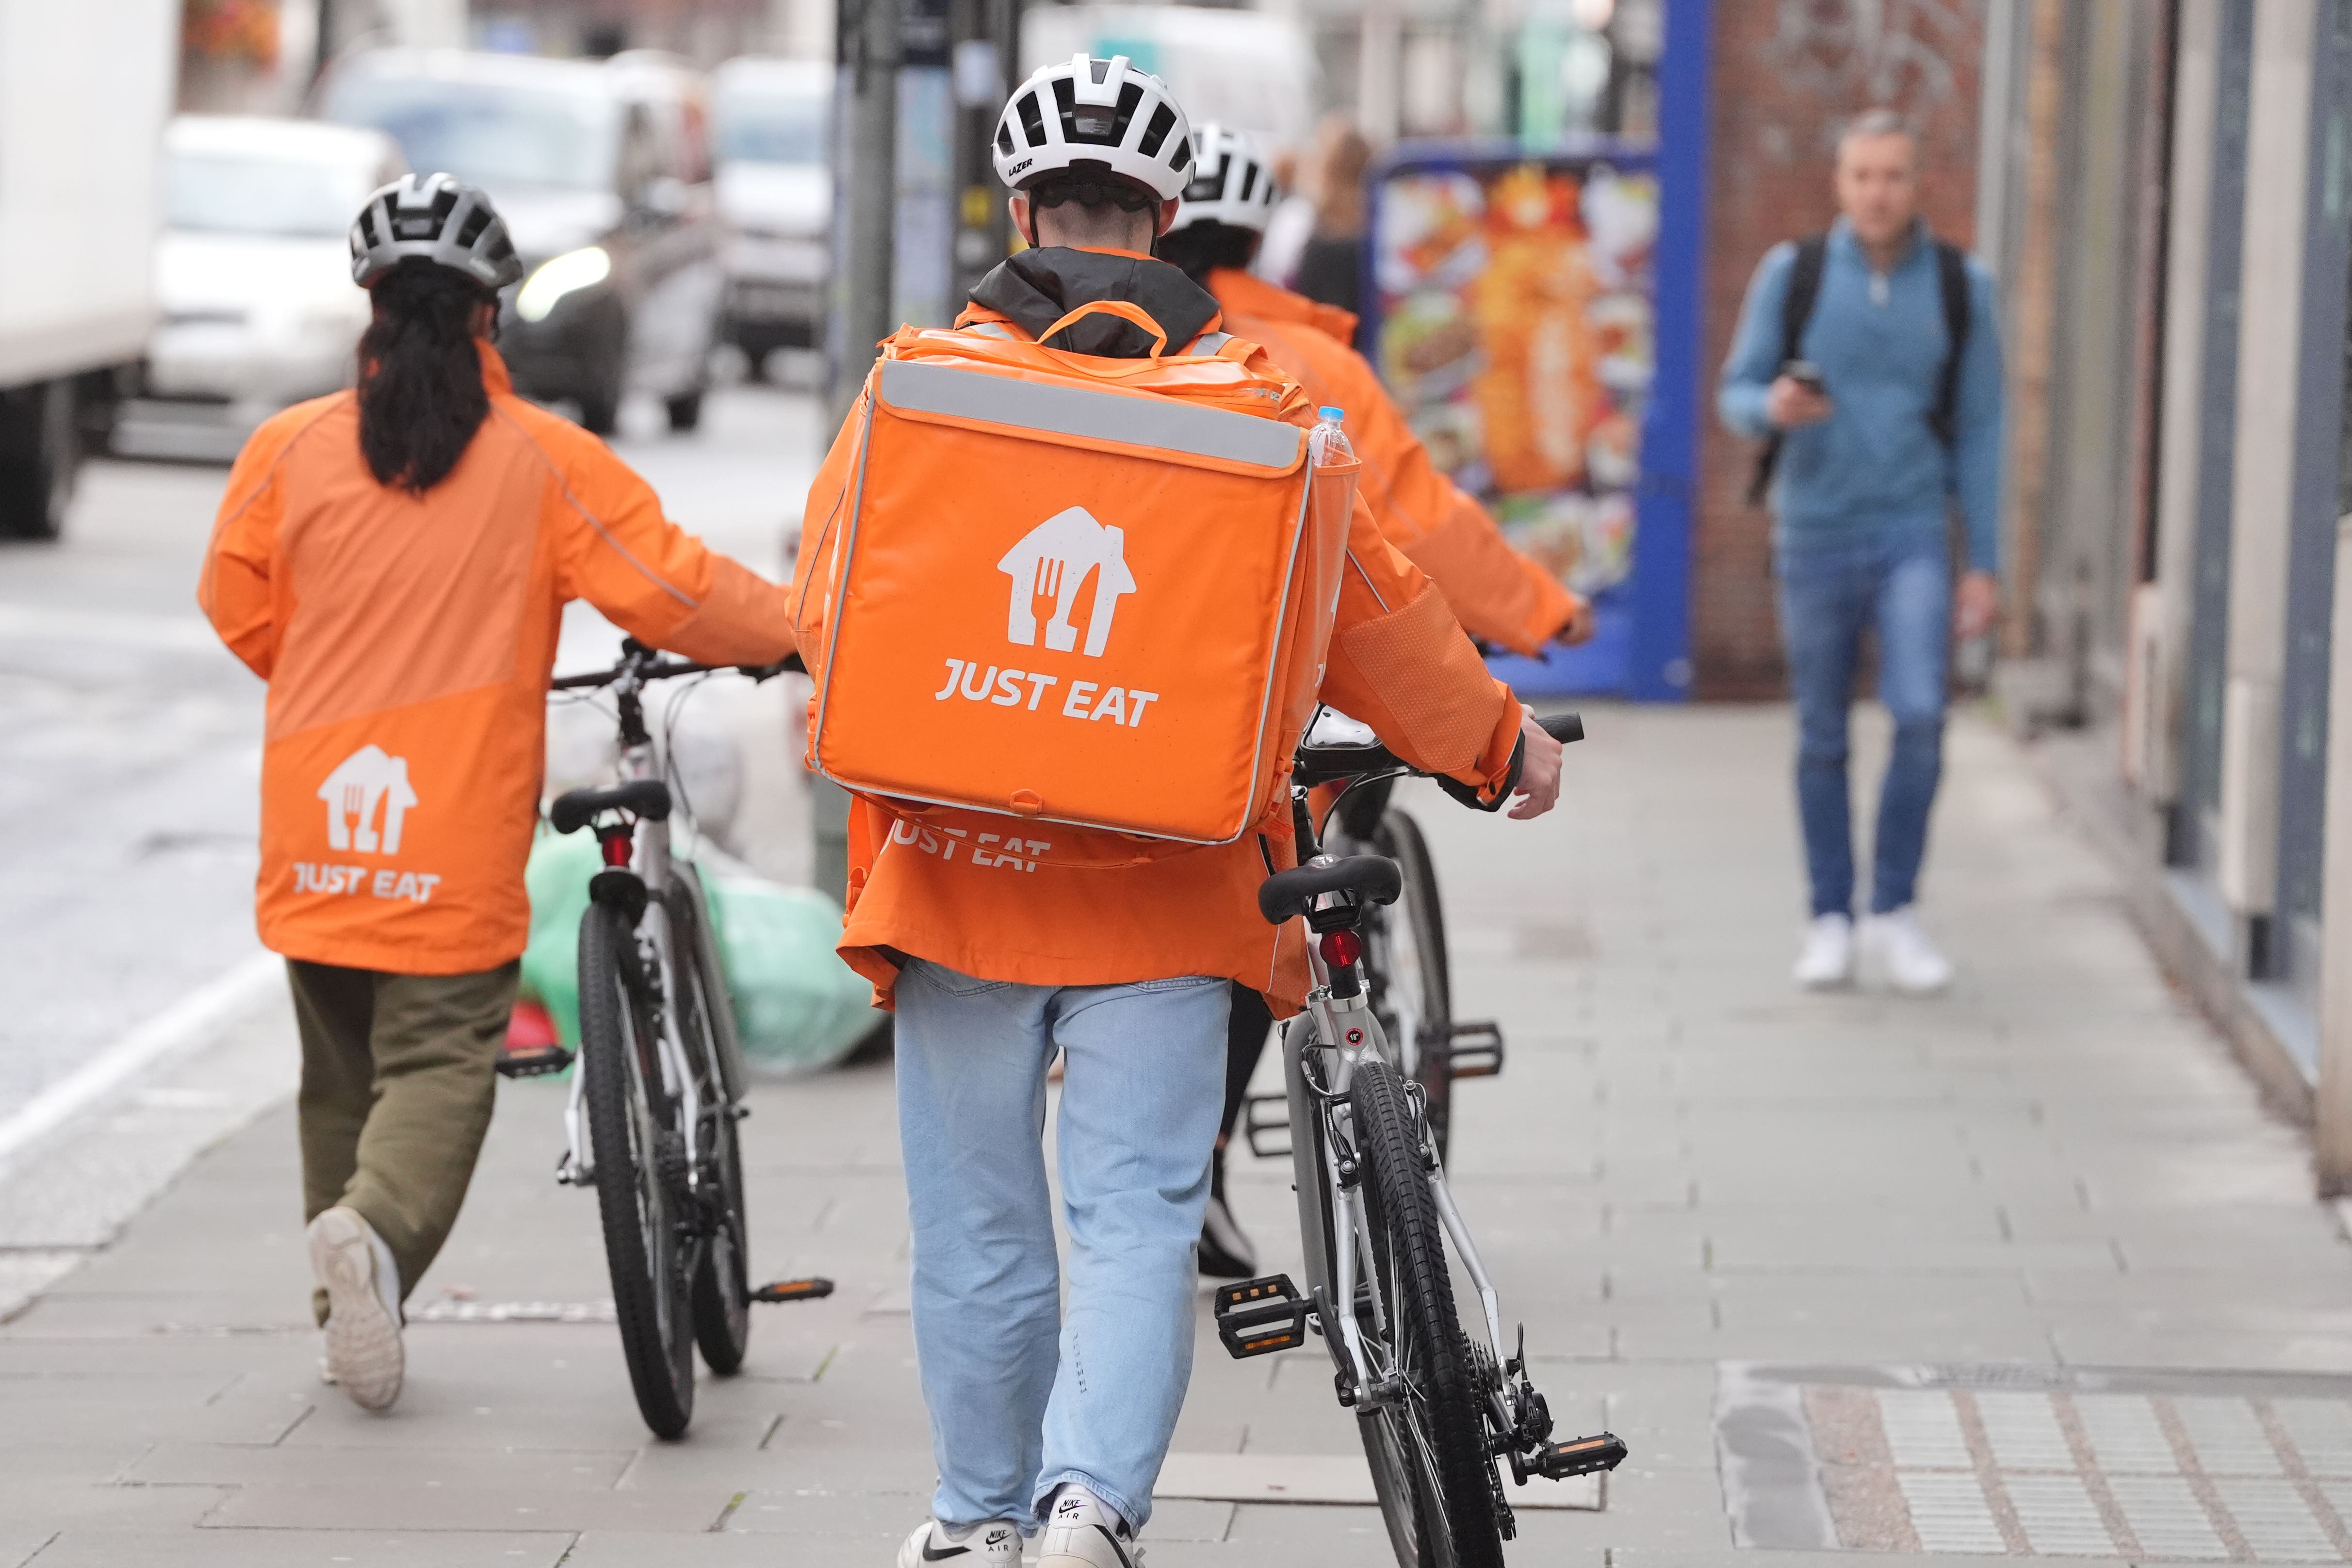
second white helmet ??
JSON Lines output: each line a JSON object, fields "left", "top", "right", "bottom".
{"left": 1171, "top": 123, "right": 1279, "bottom": 236}
{"left": 992, "top": 54, "right": 1194, "bottom": 202}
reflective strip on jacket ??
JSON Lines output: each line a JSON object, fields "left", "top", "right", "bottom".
{"left": 198, "top": 342, "right": 797, "bottom": 975}
{"left": 790, "top": 308, "right": 1523, "bottom": 1017}
{"left": 1204, "top": 267, "right": 1584, "bottom": 657}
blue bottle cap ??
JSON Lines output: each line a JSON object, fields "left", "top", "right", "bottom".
{"left": 1319, "top": 406, "right": 1345, "bottom": 421}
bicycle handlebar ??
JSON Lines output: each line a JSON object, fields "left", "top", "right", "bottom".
{"left": 1292, "top": 710, "right": 1582, "bottom": 788}
{"left": 549, "top": 645, "right": 805, "bottom": 692}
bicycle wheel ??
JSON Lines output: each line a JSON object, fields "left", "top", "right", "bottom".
{"left": 579, "top": 900, "right": 698, "bottom": 1437}
{"left": 1369, "top": 810, "right": 1456, "bottom": 1162}
{"left": 667, "top": 884, "right": 753, "bottom": 1375}
{"left": 1350, "top": 1058, "right": 1504, "bottom": 1568}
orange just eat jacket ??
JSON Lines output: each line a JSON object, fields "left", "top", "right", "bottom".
{"left": 1203, "top": 267, "right": 1584, "bottom": 657}
{"left": 199, "top": 342, "right": 798, "bottom": 976}
{"left": 791, "top": 303, "right": 1525, "bottom": 1016}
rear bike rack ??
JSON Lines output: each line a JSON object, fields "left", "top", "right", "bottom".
{"left": 1447, "top": 1020, "right": 1506, "bottom": 1079}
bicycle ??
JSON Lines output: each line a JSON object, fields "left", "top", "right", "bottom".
{"left": 514, "top": 638, "right": 828, "bottom": 1438}
{"left": 1279, "top": 710, "right": 1506, "bottom": 1165}
{"left": 1213, "top": 709, "right": 1624, "bottom": 1568}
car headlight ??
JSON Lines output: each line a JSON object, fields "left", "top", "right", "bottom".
{"left": 515, "top": 247, "right": 612, "bottom": 323}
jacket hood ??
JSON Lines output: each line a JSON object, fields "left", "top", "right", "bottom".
{"left": 968, "top": 246, "right": 1221, "bottom": 359}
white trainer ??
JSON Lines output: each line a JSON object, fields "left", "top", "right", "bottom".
{"left": 308, "top": 1206, "right": 404, "bottom": 1411}
{"left": 1792, "top": 913, "right": 1855, "bottom": 989}
{"left": 895, "top": 1517, "right": 1022, "bottom": 1567}
{"left": 1860, "top": 907, "right": 1954, "bottom": 994}
{"left": 1038, "top": 1485, "right": 1143, "bottom": 1568}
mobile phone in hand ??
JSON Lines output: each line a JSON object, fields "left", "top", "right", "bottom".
{"left": 1783, "top": 360, "right": 1827, "bottom": 394}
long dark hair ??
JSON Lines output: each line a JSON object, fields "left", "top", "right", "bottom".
{"left": 355, "top": 260, "right": 494, "bottom": 493}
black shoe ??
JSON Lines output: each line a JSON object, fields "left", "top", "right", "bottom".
{"left": 1198, "top": 1190, "right": 1258, "bottom": 1278}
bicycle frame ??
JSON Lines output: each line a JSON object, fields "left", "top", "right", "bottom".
{"left": 1286, "top": 928, "right": 1510, "bottom": 1407}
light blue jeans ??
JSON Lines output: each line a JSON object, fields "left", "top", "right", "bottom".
{"left": 1777, "top": 523, "right": 1953, "bottom": 917}
{"left": 894, "top": 958, "right": 1230, "bottom": 1535}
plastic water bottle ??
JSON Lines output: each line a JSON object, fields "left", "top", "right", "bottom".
{"left": 1310, "top": 405, "right": 1352, "bottom": 467}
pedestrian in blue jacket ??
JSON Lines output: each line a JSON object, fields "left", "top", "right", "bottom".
{"left": 1717, "top": 108, "right": 2004, "bottom": 993}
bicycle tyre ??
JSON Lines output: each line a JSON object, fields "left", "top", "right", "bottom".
{"left": 579, "top": 900, "right": 698, "bottom": 1438}
{"left": 1350, "top": 1058, "right": 1505, "bottom": 1568}
{"left": 666, "top": 885, "right": 752, "bottom": 1376}
{"left": 1371, "top": 810, "right": 1456, "bottom": 1162}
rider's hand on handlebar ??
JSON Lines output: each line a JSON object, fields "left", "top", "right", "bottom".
{"left": 1509, "top": 706, "right": 1563, "bottom": 821}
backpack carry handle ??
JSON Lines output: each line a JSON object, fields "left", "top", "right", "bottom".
{"left": 1039, "top": 299, "right": 1170, "bottom": 372}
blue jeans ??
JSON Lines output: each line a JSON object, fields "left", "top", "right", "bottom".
{"left": 1777, "top": 526, "right": 1952, "bottom": 917}
{"left": 894, "top": 959, "right": 1230, "bottom": 1535}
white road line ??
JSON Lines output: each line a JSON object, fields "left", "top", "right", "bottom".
{"left": 2212, "top": 1478, "right": 2340, "bottom": 1561}
{"left": 1977, "top": 1391, "right": 2077, "bottom": 1470}
{"left": 2279, "top": 1402, "right": 2352, "bottom": 1479}
{"left": 1879, "top": 1390, "right": 1974, "bottom": 1469}
{"left": 1896, "top": 1471, "right": 2007, "bottom": 1552}
{"left": 2078, "top": 1394, "right": 2181, "bottom": 1474}
{"left": 0, "top": 951, "right": 280, "bottom": 1172}
{"left": 2108, "top": 1474, "right": 2231, "bottom": 1559}
{"left": 2004, "top": 1473, "right": 2115, "bottom": 1555}
{"left": 0, "top": 603, "right": 221, "bottom": 652}
{"left": 2178, "top": 1398, "right": 2287, "bottom": 1477}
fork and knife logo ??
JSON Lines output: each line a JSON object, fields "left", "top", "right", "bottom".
{"left": 995, "top": 506, "right": 1136, "bottom": 658}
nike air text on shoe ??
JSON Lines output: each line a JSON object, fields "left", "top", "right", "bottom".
{"left": 1860, "top": 906, "right": 1955, "bottom": 995}
{"left": 896, "top": 1517, "right": 1021, "bottom": 1567}
{"left": 308, "top": 1206, "right": 404, "bottom": 1411}
{"left": 1792, "top": 913, "right": 1855, "bottom": 990}
{"left": 1039, "top": 1484, "right": 1143, "bottom": 1568}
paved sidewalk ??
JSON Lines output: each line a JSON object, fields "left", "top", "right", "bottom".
{"left": 6, "top": 704, "right": 2350, "bottom": 1567}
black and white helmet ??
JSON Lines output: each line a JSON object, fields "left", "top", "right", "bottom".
{"left": 991, "top": 54, "right": 1193, "bottom": 202}
{"left": 348, "top": 173, "right": 523, "bottom": 293}
{"left": 1172, "top": 123, "right": 1278, "bottom": 236}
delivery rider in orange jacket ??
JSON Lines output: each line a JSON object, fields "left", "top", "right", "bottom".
{"left": 796, "top": 58, "right": 1563, "bottom": 1568}
{"left": 1154, "top": 124, "right": 1593, "bottom": 1277}
{"left": 197, "top": 175, "right": 797, "bottom": 1413}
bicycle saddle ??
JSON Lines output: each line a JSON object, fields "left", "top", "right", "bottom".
{"left": 549, "top": 778, "right": 672, "bottom": 834}
{"left": 1257, "top": 854, "right": 1402, "bottom": 926}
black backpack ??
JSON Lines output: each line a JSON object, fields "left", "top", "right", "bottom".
{"left": 1747, "top": 233, "right": 1972, "bottom": 506}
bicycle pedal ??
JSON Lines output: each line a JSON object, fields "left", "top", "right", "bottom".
{"left": 1241, "top": 1093, "right": 1291, "bottom": 1159}
{"left": 1532, "top": 1432, "right": 1627, "bottom": 1480}
{"left": 1447, "top": 1020, "right": 1505, "bottom": 1079}
{"left": 1214, "top": 1274, "right": 1312, "bottom": 1359}
{"left": 495, "top": 1044, "right": 576, "bottom": 1079}
{"left": 751, "top": 1277, "right": 836, "bottom": 1305}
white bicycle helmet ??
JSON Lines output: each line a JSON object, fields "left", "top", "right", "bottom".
{"left": 1172, "top": 123, "right": 1278, "bottom": 235}
{"left": 349, "top": 172, "right": 524, "bottom": 293}
{"left": 991, "top": 54, "right": 1193, "bottom": 202}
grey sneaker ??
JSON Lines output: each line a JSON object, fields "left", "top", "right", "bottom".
{"left": 309, "top": 1206, "right": 403, "bottom": 1411}
{"left": 1038, "top": 1485, "right": 1142, "bottom": 1568}
{"left": 1792, "top": 913, "right": 1854, "bottom": 989}
{"left": 1859, "top": 907, "right": 1954, "bottom": 994}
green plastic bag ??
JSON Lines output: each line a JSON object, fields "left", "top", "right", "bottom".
{"left": 517, "top": 829, "right": 878, "bottom": 1074}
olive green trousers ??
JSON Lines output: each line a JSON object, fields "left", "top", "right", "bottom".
{"left": 288, "top": 959, "right": 518, "bottom": 1318}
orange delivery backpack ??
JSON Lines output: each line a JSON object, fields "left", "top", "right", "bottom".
{"left": 803, "top": 300, "right": 1362, "bottom": 867}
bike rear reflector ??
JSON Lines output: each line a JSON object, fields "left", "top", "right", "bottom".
{"left": 751, "top": 1277, "right": 837, "bottom": 1304}
{"left": 1318, "top": 930, "right": 1362, "bottom": 968}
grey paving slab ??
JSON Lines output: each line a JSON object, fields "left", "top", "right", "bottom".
{"left": 202, "top": 1484, "right": 733, "bottom": 1533}
{"left": 23, "top": 1528, "right": 578, "bottom": 1567}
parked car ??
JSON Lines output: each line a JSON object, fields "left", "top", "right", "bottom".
{"left": 114, "top": 116, "right": 404, "bottom": 463}
{"left": 710, "top": 57, "right": 830, "bottom": 370}
{"left": 320, "top": 48, "right": 724, "bottom": 435}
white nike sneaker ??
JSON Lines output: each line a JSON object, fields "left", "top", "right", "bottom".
{"left": 895, "top": 1517, "right": 1022, "bottom": 1568}
{"left": 1859, "top": 907, "right": 1954, "bottom": 994}
{"left": 1792, "top": 913, "right": 1855, "bottom": 990}
{"left": 1038, "top": 1485, "right": 1143, "bottom": 1568}
{"left": 308, "top": 1206, "right": 403, "bottom": 1411}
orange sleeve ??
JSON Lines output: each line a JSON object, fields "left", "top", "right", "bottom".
{"left": 197, "top": 413, "right": 305, "bottom": 679}
{"left": 547, "top": 437, "right": 797, "bottom": 666}
{"left": 1317, "top": 491, "right": 1521, "bottom": 802}
{"left": 1395, "top": 489, "right": 1584, "bottom": 657}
